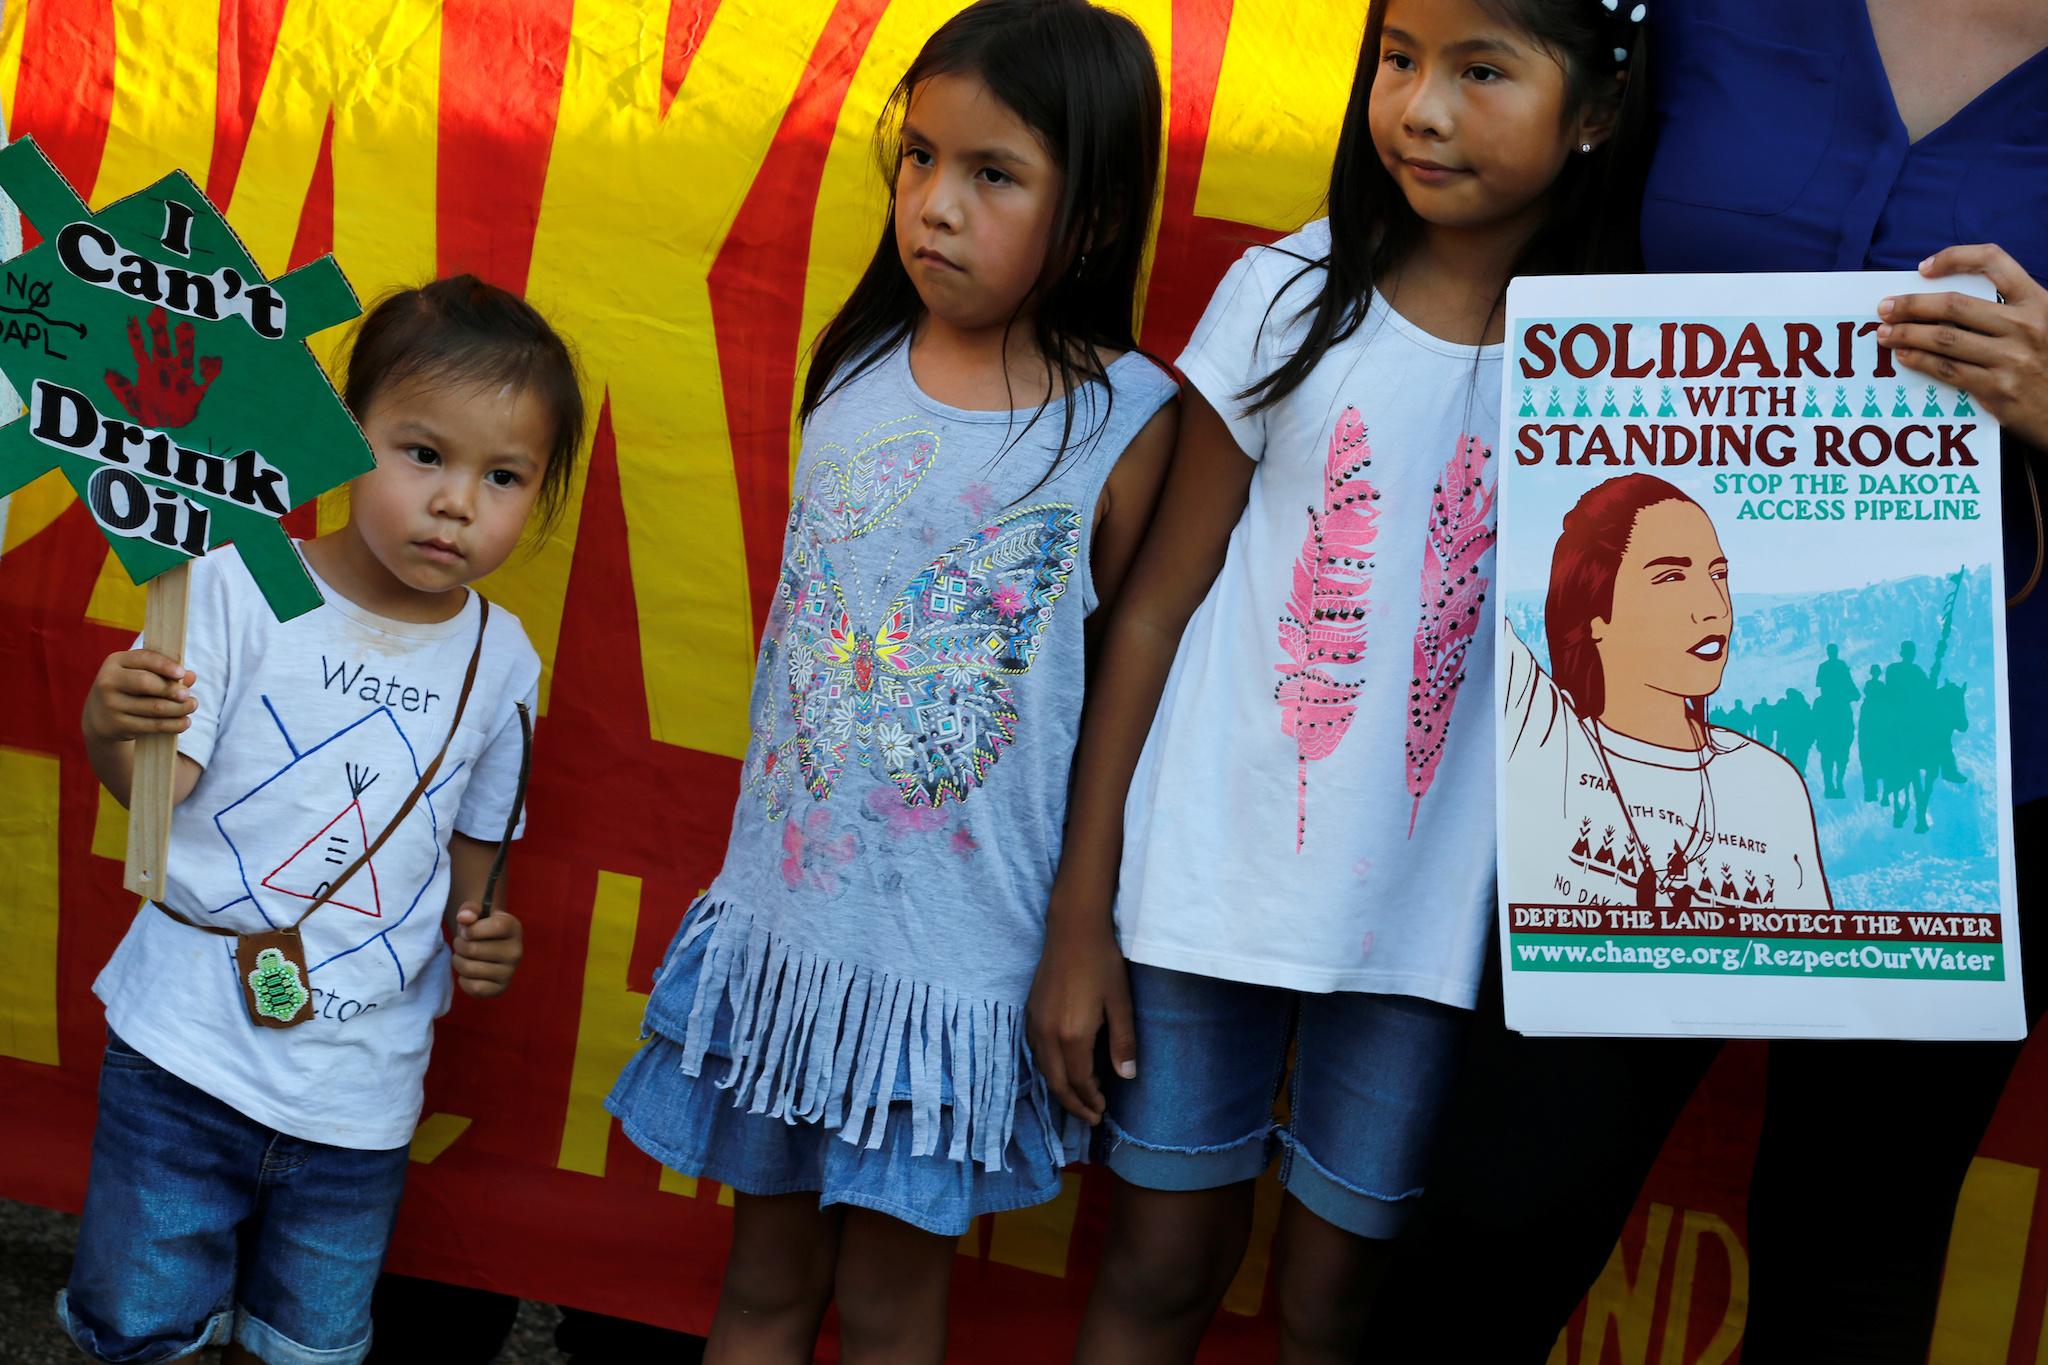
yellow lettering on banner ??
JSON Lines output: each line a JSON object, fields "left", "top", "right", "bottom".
{"left": 987, "top": 1172, "right": 1082, "bottom": 1276}
{"left": 85, "top": 551, "right": 146, "bottom": 631}
{"left": 0, "top": 192, "right": 48, "bottom": 566}
{"left": 317, "top": 486, "right": 352, "bottom": 538}
{"left": 0, "top": 0, "right": 20, "bottom": 548}
{"left": 517, "top": 0, "right": 837, "bottom": 753}
{"left": 1659, "top": 1209, "right": 1746, "bottom": 1365}
{"left": 0, "top": 746, "right": 61, "bottom": 1066}
{"left": 0, "top": 3, "right": 25, "bottom": 127}
{"left": 229, "top": 0, "right": 440, "bottom": 377}
{"left": 409, "top": 1112, "right": 472, "bottom": 1163}
{"left": 0, "top": 3, "right": 222, "bottom": 554}
{"left": 0, "top": 470, "right": 75, "bottom": 558}
{"left": 1117, "top": 0, "right": 1170, "bottom": 338}
{"left": 2036, "top": 1268, "right": 2048, "bottom": 1365}
{"left": 1931, "top": 1156, "right": 2037, "bottom": 1361}
{"left": 1221, "top": 1169, "right": 1287, "bottom": 1316}
{"left": 798, "top": 0, "right": 966, "bottom": 463}
{"left": 799, "top": 0, "right": 1172, "bottom": 441}
{"left": 557, "top": 870, "right": 651, "bottom": 1178}
{"left": 98, "top": 0, "right": 221, "bottom": 204}
{"left": 92, "top": 784, "right": 128, "bottom": 863}
{"left": 659, "top": 1165, "right": 699, "bottom": 1198}
{"left": 1576, "top": 1202, "right": 1673, "bottom": 1365}
{"left": 1193, "top": 0, "right": 1369, "bottom": 232}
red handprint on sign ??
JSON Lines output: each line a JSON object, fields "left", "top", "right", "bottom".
{"left": 104, "top": 306, "right": 222, "bottom": 429}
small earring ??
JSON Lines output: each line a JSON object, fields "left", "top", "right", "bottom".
{"left": 1077, "top": 252, "right": 1088, "bottom": 274}
{"left": 1580, "top": 142, "right": 1594, "bottom": 154}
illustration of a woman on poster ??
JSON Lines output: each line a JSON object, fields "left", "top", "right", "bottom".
{"left": 1503, "top": 473, "right": 1830, "bottom": 912}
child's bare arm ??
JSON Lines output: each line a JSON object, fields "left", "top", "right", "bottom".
{"left": 81, "top": 649, "right": 202, "bottom": 808}
{"left": 444, "top": 830, "right": 522, "bottom": 998}
{"left": 1028, "top": 391, "right": 1256, "bottom": 1123}
{"left": 1083, "top": 401, "right": 1180, "bottom": 663}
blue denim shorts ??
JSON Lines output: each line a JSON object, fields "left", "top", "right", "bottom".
{"left": 56, "top": 1030, "right": 411, "bottom": 1365}
{"left": 1100, "top": 964, "right": 1464, "bottom": 1239}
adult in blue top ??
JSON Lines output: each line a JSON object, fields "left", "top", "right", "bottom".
{"left": 1371, "top": 3, "right": 2048, "bottom": 1361}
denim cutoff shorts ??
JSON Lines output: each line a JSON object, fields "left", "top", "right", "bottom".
{"left": 56, "top": 1030, "right": 410, "bottom": 1365}
{"left": 1100, "top": 963, "right": 1464, "bottom": 1239}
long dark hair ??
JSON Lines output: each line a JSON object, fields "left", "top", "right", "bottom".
{"left": 798, "top": 0, "right": 1162, "bottom": 464}
{"left": 1246, "top": 0, "right": 1653, "bottom": 413}
{"left": 1546, "top": 473, "right": 1710, "bottom": 731}
{"left": 343, "top": 275, "right": 586, "bottom": 535}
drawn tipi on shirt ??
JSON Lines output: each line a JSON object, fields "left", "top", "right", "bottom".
{"left": 260, "top": 763, "right": 385, "bottom": 917}
{"left": 213, "top": 697, "right": 456, "bottom": 993}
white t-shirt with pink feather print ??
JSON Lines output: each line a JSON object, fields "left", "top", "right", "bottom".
{"left": 1115, "top": 221, "right": 1502, "bottom": 1004}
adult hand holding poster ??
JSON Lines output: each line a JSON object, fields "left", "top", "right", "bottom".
{"left": 1496, "top": 273, "right": 2023, "bottom": 1040}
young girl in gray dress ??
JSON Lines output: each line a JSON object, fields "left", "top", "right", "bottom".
{"left": 607, "top": 2, "right": 1179, "bottom": 1359}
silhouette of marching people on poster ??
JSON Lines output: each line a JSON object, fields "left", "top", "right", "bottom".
{"left": 1814, "top": 644, "right": 1857, "bottom": 799}
{"left": 1774, "top": 687, "right": 1815, "bottom": 778}
{"left": 1860, "top": 571, "right": 1973, "bottom": 832}
{"left": 1713, "top": 568, "right": 1974, "bottom": 835}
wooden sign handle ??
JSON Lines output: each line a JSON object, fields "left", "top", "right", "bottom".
{"left": 123, "top": 562, "right": 190, "bottom": 898}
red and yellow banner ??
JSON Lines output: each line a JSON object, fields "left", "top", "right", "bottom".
{"left": 4, "top": 3, "right": 2048, "bottom": 1359}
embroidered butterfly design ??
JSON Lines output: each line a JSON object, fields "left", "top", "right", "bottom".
{"left": 746, "top": 418, "right": 942, "bottom": 819}
{"left": 742, "top": 683, "right": 798, "bottom": 821}
{"left": 783, "top": 504, "right": 1081, "bottom": 808}
{"left": 804, "top": 415, "right": 941, "bottom": 542}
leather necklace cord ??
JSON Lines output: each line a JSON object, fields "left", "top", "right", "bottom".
{"left": 155, "top": 598, "right": 491, "bottom": 937}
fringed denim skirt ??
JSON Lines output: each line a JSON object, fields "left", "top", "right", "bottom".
{"left": 606, "top": 899, "right": 1082, "bottom": 1236}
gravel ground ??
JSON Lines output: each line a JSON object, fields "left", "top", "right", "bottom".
{"left": 0, "top": 1198, "right": 586, "bottom": 1363}
{"left": 495, "top": 1301, "right": 570, "bottom": 1365}
{"left": 0, "top": 1198, "right": 77, "bottom": 1365}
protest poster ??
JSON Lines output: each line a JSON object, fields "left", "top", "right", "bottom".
{"left": 1496, "top": 272, "right": 2024, "bottom": 1040}
{"left": 0, "top": 137, "right": 366, "bottom": 619}
{"left": 0, "top": 136, "right": 368, "bottom": 894}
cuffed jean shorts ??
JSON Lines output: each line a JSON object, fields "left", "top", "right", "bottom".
{"left": 1100, "top": 963, "right": 1464, "bottom": 1238}
{"left": 56, "top": 1030, "right": 410, "bottom": 1364}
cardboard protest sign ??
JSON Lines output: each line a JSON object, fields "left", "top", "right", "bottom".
{"left": 0, "top": 136, "right": 367, "bottom": 618}
{"left": 0, "top": 135, "right": 369, "bottom": 895}
{"left": 1495, "top": 273, "right": 2023, "bottom": 1040}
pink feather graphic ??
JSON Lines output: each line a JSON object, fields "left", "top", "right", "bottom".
{"left": 1405, "top": 434, "right": 1496, "bottom": 835}
{"left": 1275, "top": 408, "right": 1379, "bottom": 851}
